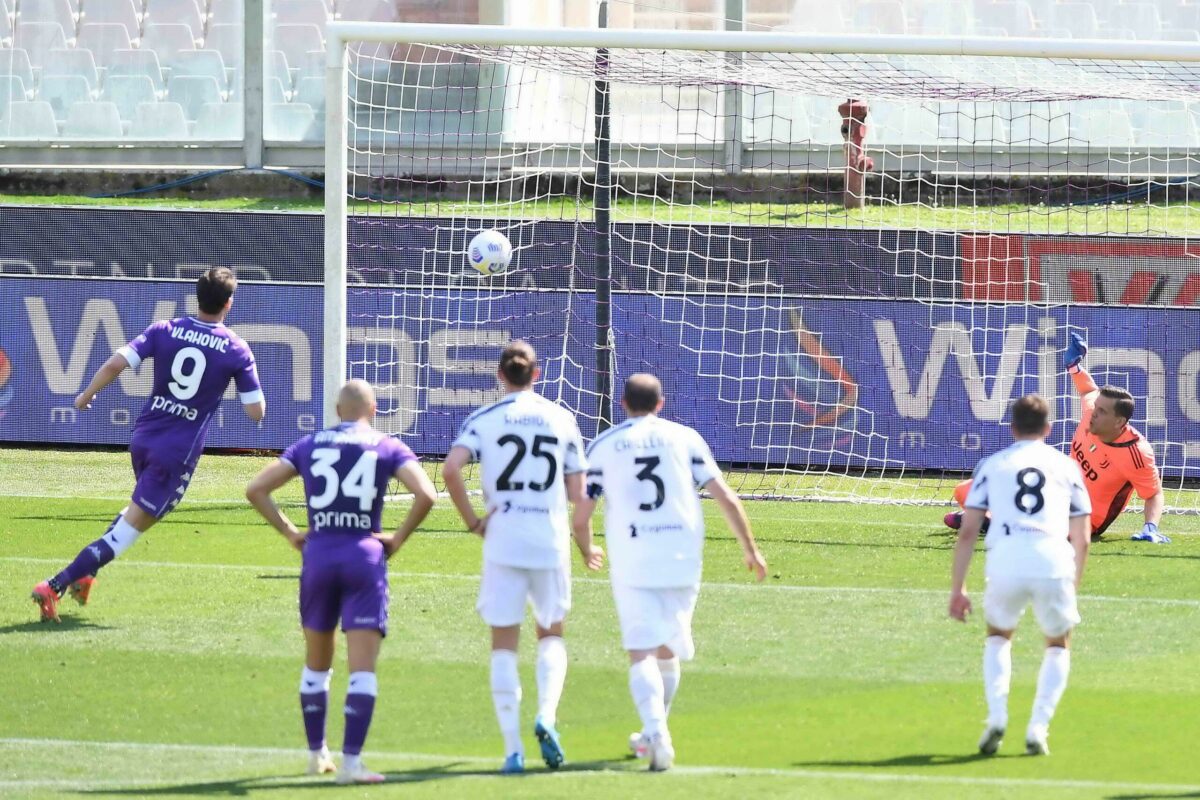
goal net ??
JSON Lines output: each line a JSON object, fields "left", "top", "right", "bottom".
{"left": 325, "top": 23, "right": 1200, "bottom": 508}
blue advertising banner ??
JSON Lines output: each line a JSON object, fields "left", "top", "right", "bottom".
{"left": 3, "top": 277, "right": 1198, "bottom": 478}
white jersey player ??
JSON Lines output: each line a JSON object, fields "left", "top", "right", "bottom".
{"left": 949, "top": 393, "right": 1091, "bottom": 757}
{"left": 573, "top": 373, "right": 767, "bottom": 771}
{"left": 442, "top": 340, "right": 603, "bottom": 775}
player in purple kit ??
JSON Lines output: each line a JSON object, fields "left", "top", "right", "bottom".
{"left": 246, "top": 379, "right": 436, "bottom": 785}
{"left": 32, "top": 268, "right": 265, "bottom": 622}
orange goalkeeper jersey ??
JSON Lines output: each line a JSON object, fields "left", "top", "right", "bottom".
{"left": 1068, "top": 370, "right": 1161, "bottom": 537}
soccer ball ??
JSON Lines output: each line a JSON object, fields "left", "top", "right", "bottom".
{"left": 467, "top": 229, "right": 513, "bottom": 275}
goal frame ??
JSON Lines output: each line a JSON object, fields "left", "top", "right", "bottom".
{"left": 322, "top": 21, "right": 1200, "bottom": 427}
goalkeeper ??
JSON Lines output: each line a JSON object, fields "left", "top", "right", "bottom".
{"left": 945, "top": 333, "right": 1167, "bottom": 544}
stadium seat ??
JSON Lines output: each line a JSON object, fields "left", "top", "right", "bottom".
{"left": 875, "top": 102, "right": 939, "bottom": 146}
{"left": 293, "top": 74, "right": 323, "bottom": 114}
{"left": 0, "top": 9, "right": 13, "bottom": 46}
{"left": 43, "top": 47, "right": 98, "bottom": 89}
{"left": 0, "top": 48, "right": 36, "bottom": 89}
{"left": 171, "top": 50, "right": 228, "bottom": 89}
{"left": 193, "top": 100, "right": 241, "bottom": 138}
{"left": 265, "top": 101, "right": 315, "bottom": 140}
{"left": 0, "top": 99, "right": 57, "bottom": 136}
{"left": 1105, "top": 3, "right": 1163, "bottom": 39}
{"left": 129, "top": 100, "right": 189, "bottom": 138}
{"left": 295, "top": 49, "right": 324, "bottom": 79}
{"left": 335, "top": 0, "right": 396, "bottom": 22}
{"left": 1071, "top": 105, "right": 1134, "bottom": 147}
{"left": 204, "top": 23, "right": 242, "bottom": 70}
{"left": 973, "top": 0, "right": 1037, "bottom": 37}
{"left": 1163, "top": 3, "right": 1200, "bottom": 37}
{"left": 272, "top": 24, "right": 323, "bottom": 67}
{"left": 80, "top": 0, "right": 141, "bottom": 41}
{"left": 18, "top": 0, "right": 77, "bottom": 36}
{"left": 101, "top": 74, "right": 157, "bottom": 121}
{"left": 266, "top": 75, "right": 288, "bottom": 104}
{"left": 209, "top": 0, "right": 244, "bottom": 27}
{"left": 108, "top": 49, "right": 164, "bottom": 91}
{"left": 0, "top": 74, "right": 29, "bottom": 107}
{"left": 61, "top": 99, "right": 123, "bottom": 137}
{"left": 1130, "top": 103, "right": 1200, "bottom": 148}
{"left": 144, "top": 0, "right": 205, "bottom": 39}
{"left": 1046, "top": 3, "right": 1101, "bottom": 39}
{"left": 14, "top": 21, "right": 67, "bottom": 68}
{"left": 166, "top": 73, "right": 222, "bottom": 119}
{"left": 938, "top": 103, "right": 1011, "bottom": 145}
{"left": 918, "top": 1, "right": 975, "bottom": 35}
{"left": 38, "top": 73, "right": 92, "bottom": 120}
{"left": 1010, "top": 101, "right": 1071, "bottom": 146}
{"left": 76, "top": 23, "right": 133, "bottom": 67}
{"left": 267, "top": 49, "right": 292, "bottom": 89}
{"left": 142, "top": 23, "right": 197, "bottom": 65}
{"left": 275, "top": 0, "right": 330, "bottom": 25}
{"left": 854, "top": 1, "right": 908, "bottom": 35}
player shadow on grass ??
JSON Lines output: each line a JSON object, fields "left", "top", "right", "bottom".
{"left": 794, "top": 752, "right": 1011, "bottom": 769}
{"left": 80, "top": 759, "right": 635, "bottom": 795}
{"left": 0, "top": 617, "right": 115, "bottom": 635}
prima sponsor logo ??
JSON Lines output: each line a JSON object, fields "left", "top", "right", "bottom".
{"left": 312, "top": 510, "right": 372, "bottom": 530}
{"left": 150, "top": 394, "right": 199, "bottom": 421}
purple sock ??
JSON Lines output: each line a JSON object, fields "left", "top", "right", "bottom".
{"left": 343, "top": 693, "right": 377, "bottom": 756}
{"left": 300, "top": 692, "right": 328, "bottom": 751}
{"left": 48, "top": 537, "right": 116, "bottom": 595}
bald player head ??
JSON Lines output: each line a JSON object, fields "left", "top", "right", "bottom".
{"left": 622, "top": 373, "right": 665, "bottom": 416}
{"left": 337, "top": 379, "right": 377, "bottom": 423}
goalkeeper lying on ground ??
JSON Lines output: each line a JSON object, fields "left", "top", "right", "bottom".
{"left": 945, "top": 333, "right": 1168, "bottom": 544}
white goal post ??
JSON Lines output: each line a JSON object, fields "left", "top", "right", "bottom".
{"left": 323, "top": 21, "right": 1200, "bottom": 507}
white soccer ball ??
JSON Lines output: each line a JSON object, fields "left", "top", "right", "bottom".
{"left": 467, "top": 229, "right": 513, "bottom": 276}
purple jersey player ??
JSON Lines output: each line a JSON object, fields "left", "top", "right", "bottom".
{"left": 33, "top": 268, "right": 265, "bottom": 623}
{"left": 246, "top": 379, "right": 435, "bottom": 785}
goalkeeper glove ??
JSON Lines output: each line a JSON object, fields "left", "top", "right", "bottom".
{"left": 1131, "top": 522, "right": 1170, "bottom": 544}
{"left": 1064, "top": 331, "right": 1088, "bottom": 370}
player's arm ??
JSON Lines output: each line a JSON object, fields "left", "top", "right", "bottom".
{"left": 442, "top": 445, "right": 487, "bottom": 536}
{"left": 1068, "top": 513, "right": 1090, "bottom": 589}
{"left": 949, "top": 507, "right": 986, "bottom": 622}
{"left": 377, "top": 461, "right": 436, "bottom": 557}
{"left": 1129, "top": 443, "right": 1168, "bottom": 543}
{"left": 234, "top": 355, "right": 266, "bottom": 422}
{"left": 704, "top": 475, "right": 767, "bottom": 581}
{"left": 566, "top": 470, "right": 603, "bottom": 571}
{"left": 245, "top": 459, "right": 304, "bottom": 551}
{"left": 1065, "top": 332, "right": 1099, "bottom": 400}
{"left": 74, "top": 352, "right": 132, "bottom": 410}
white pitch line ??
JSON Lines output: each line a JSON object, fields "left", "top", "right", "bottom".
{"left": 0, "top": 737, "right": 1197, "bottom": 794}
{"left": 2, "top": 556, "right": 1199, "bottom": 607}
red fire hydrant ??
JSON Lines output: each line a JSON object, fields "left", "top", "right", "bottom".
{"left": 839, "top": 99, "right": 873, "bottom": 209}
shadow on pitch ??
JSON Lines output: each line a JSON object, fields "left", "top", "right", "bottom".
{"left": 0, "top": 616, "right": 115, "bottom": 635}
{"left": 1108, "top": 794, "right": 1200, "bottom": 800}
{"left": 794, "top": 752, "right": 1014, "bottom": 769}
{"left": 82, "top": 759, "right": 633, "bottom": 795}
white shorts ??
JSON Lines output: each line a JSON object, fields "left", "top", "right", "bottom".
{"left": 612, "top": 584, "right": 700, "bottom": 661}
{"left": 477, "top": 560, "right": 571, "bottom": 629}
{"left": 984, "top": 575, "right": 1081, "bottom": 638}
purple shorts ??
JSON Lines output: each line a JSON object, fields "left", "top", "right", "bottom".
{"left": 300, "top": 536, "right": 389, "bottom": 636}
{"left": 129, "top": 443, "right": 193, "bottom": 519}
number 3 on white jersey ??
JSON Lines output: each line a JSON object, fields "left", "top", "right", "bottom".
{"left": 309, "top": 448, "right": 379, "bottom": 511}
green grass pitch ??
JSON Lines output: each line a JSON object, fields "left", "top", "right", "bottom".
{"left": 1, "top": 446, "right": 1198, "bottom": 799}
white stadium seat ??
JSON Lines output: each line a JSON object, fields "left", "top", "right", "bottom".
{"left": 43, "top": 47, "right": 98, "bottom": 89}
{"left": 101, "top": 74, "right": 158, "bottom": 121}
{"left": 204, "top": 23, "right": 242, "bottom": 70}
{"left": 272, "top": 24, "right": 323, "bottom": 67}
{"left": 209, "top": 0, "right": 244, "bottom": 27}
{"left": 76, "top": 23, "right": 133, "bottom": 67}
{"left": 1105, "top": 3, "right": 1163, "bottom": 38}
{"left": 855, "top": 1, "right": 908, "bottom": 35}
{"left": 0, "top": 99, "right": 58, "bottom": 136}
{"left": 166, "top": 73, "right": 222, "bottom": 119}
{"left": 275, "top": 0, "right": 330, "bottom": 26}
{"left": 39, "top": 73, "right": 92, "bottom": 120}
{"left": 141, "top": 22, "right": 197, "bottom": 65}
{"left": 0, "top": 47, "right": 36, "bottom": 89}
{"left": 335, "top": 0, "right": 395, "bottom": 22}
{"left": 265, "top": 101, "right": 315, "bottom": 140}
{"left": 14, "top": 21, "right": 67, "bottom": 68}
{"left": 129, "top": 100, "right": 189, "bottom": 138}
{"left": 61, "top": 99, "right": 123, "bottom": 137}
{"left": 293, "top": 74, "right": 324, "bottom": 114}
{"left": 193, "top": 100, "right": 241, "bottom": 138}
{"left": 18, "top": 0, "right": 77, "bottom": 36}
{"left": 80, "top": 0, "right": 142, "bottom": 41}
{"left": 0, "top": 73, "right": 29, "bottom": 106}
{"left": 1046, "top": 3, "right": 1101, "bottom": 38}
{"left": 974, "top": 0, "right": 1037, "bottom": 37}
{"left": 108, "top": 48, "right": 165, "bottom": 91}
{"left": 171, "top": 50, "right": 228, "bottom": 89}
{"left": 144, "top": 0, "right": 205, "bottom": 38}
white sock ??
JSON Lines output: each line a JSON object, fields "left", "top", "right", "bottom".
{"left": 658, "top": 657, "right": 681, "bottom": 716}
{"left": 100, "top": 516, "right": 143, "bottom": 557}
{"left": 628, "top": 658, "right": 667, "bottom": 739}
{"left": 1030, "top": 646, "right": 1071, "bottom": 731}
{"left": 982, "top": 636, "right": 1012, "bottom": 728}
{"left": 490, "top": 649, "right": 523, "bottom": 756}
{"left": 535, "top": 636, "right": 568, "bottom": 727}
